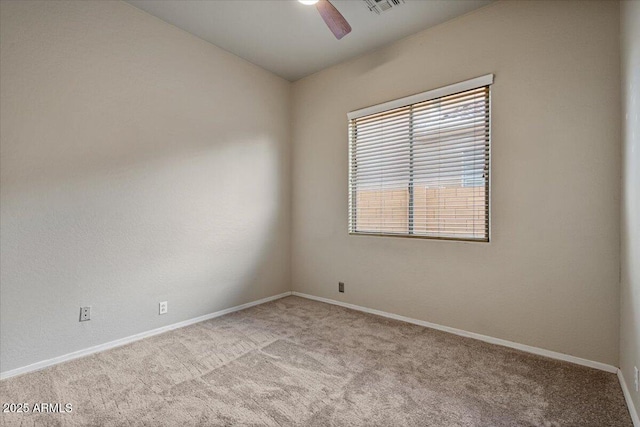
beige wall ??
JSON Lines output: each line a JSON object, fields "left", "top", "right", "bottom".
{"left": 291, "top": 1, "right": 621, "bottom": 365}
{"left": 621, "top": 0, "right": 640, "bottom": 415}
{"left": 0, "top": 1, "right": 291, "bottom": 373}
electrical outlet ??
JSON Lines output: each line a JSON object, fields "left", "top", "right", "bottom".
{"left": 634, "top": 366, "right": 639, "bottom": 392}
{"left": 159, "top": 301, "right": 168, "bottom": 315}
{"left": 79, "top": 306, "right": 91, "bottom": 322}
{"left": 338, "top": 282, "right": 345, "bottom": 293}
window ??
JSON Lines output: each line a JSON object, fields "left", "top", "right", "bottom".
{"left": 348, "top": 75, "right": 492, "bottom": 242}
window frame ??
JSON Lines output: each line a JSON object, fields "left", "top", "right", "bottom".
{"left": 347, "top": 74, "right": 493, "bottom": 242}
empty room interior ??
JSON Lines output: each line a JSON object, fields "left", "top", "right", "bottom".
{"left": 0, "top": 0, "right": 639, "bottom": 425}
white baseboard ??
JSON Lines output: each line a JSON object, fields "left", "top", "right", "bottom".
{"left": 291, "top": 291, "right": 618, "bottom": 374}
{"left": 0, "top": 291, "right": 292, "bottom": 381}
{"left": 618, "top": 369, "right": 640, "bottom": 426}
{"left": 4, "top": 290, "right": 634, "bottom": 422}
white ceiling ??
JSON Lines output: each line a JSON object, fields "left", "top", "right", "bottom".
{"left": 126, "top": 0, "right": 492, "bottom": 82}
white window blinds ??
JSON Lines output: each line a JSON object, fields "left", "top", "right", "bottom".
{"left": 348, "top": 75, "right": 492, "bottom": 242}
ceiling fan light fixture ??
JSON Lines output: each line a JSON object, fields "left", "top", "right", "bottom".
{"left": 299, "top": 0, "right": 319, "bottom": 5}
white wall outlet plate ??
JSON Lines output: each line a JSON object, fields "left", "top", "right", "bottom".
{"left": 79, "top": 306, "right": 91, "bottom": 322}
{"left": 634, "top": 366, "right": 639, "bottom": 392}
{"left": 159, "top": 301, "right": 168, "bottom": 315}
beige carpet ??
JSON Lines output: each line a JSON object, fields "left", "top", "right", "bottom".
{"left": 0, "top": 296, "right": 632, "bottom": 426}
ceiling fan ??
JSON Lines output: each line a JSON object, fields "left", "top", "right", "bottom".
{"left": 299, "top": 0, "right": 352, "bottom": 40}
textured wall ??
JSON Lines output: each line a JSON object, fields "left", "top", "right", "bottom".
{"left": 291, "top": 1, "right": 621, "bottom": 365}
{"left": 620, "top": 0, "right": 640, "bottom": 416}
{"left": 0, "top": 1, "right": 291, "bottom": 373}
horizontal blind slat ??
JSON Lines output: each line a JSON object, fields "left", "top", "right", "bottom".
{"left": 353, "top": 87, "right": 489, "bottom": 124}
{"left": 353, "top": 100, "right": 488, "bottom": 133}
{"left": 353, "top": 114, "right": 489, "bottom": 141}
{"left": 354, "top": 148, "right": 487, "bottom": 167}
{"left": 354, "top": 129, "right": 489, "bottom": 153}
